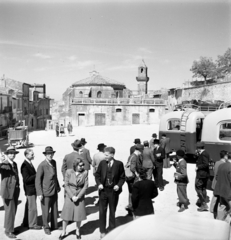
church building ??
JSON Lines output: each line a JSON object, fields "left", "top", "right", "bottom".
{"left": 62, "top": 60, "right": 166, "bottom": 126}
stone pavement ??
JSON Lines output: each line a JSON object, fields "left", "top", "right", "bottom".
{"left": 0, "top": 124, "right": 215, "bottom": 240}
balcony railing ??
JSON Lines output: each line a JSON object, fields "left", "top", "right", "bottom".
{"left": 72, "top": 98, "right": 166, "bottom": 105}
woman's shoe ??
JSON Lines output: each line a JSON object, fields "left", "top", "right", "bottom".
{"left": 59, "top": 233, "right": 66, "bottom": 240}
{"left": 76, "top": 234, "right": 81, "bottom": 239}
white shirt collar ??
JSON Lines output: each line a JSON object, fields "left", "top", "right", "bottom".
{"left": 46, "top": 159, "right": 53, "bottom": 167}
{"left": 179, "top": 158, "right": 184, "bottom": 163}
{"left": 108, "top": 159, "right": 114, "bottom": 166}
{"left": 25, "top": 158, "right": 32, "bottom": 165}
{"left": 7, "top": 157, "right": 14, "bottom": 165}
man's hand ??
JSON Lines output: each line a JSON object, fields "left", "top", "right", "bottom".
{"left": 113, "top": 185, "right": 119, "bottom": 191}
{"left": 72, "top": 196, "right": 78, "bottom": 202}
{"left": 98, "top": 184, "right": 104, "bottom": 190}
{"left": 38, "top": 195, "right": 43, "bottom": 201}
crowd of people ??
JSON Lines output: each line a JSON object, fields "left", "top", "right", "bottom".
{"left": 0, "top": 131, "right": 229, "bottom": 239}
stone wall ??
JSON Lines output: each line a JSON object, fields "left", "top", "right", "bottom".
{"left": 181, "top": 81, "right": 231, "bottom": 102}
{"left": 71, "top": 104, "right": 166, "bottom": 127}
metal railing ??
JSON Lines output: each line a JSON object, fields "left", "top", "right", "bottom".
{"left": 72, "top": 98, "right": 166, "bottom": 105}
{"left": 174, "top": 104, "right": 219, "bottom": 112}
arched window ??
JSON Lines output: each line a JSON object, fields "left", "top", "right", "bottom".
{"left": 149, "top": 109, "right": 155, "bottom": 113}
{"left": 97, "top": 91, "right": 102, "bottom": 98}
{"left": 116, "top": 108, "right": 122, "bottom": 112}
{"left": 79, "top": 91, "right": 83, "bottom": 98}
{"left": 116, "top": 92, "right": 119, "bottom": 98}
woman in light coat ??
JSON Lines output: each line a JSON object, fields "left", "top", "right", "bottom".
{"left": 60, "top": 159, "right": 88, "bottom": 240}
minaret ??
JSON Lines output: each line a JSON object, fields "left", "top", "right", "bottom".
{"left": 136, "top": 59, "right": 149, "bottom": 95}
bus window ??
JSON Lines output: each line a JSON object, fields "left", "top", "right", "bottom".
{"left": 167, "top": 119, "right": 180, "bottom": 130}
{"left": 219, "top": 122, "right": 231, "bottom": 141}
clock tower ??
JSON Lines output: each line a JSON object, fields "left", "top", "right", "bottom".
{"left": 136, "top": 59, "right": 149, "bottom": 95}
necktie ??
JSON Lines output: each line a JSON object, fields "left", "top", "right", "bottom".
{"left": 108, "top": 161, "right": 111, "bottom": 169}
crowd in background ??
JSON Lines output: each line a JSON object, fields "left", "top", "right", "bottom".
{"left": 0, "top": 131, "right": 230, "bottom": 239}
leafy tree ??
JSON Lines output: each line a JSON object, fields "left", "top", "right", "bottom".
{"left": 190, "top": 57, "right": 216, "bottom": 85}
{"left": 217, "top": 48, "right": 231, "bottom": 76}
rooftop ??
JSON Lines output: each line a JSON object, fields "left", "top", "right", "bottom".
{"left": 72, "top": 70, "right": 126, "bottom": 87}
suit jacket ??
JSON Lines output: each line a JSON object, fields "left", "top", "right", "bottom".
{"left": 21, "top": 160, "right": 36, "bottom": 196}
{"left": 153, "top": 147, "right": 165, "bottom": 166}
{"left": 130, "top": 153, "right": 142, "bottom": 175}
{"left": 80, "top": 148, "right": 92, "bottom": 170}
{"left": 95, "top": 159, "right": 125, "bottom": 194}
{"left": 61, "top": 151, "right": 82, "bottom": 180}
{"left": 36, "top": 159, "right": 60, "bottom": 197}
{"left": 196, "top": 150, "right": 210, "bottom": 179}
{"left": 0, "top": 160, "right": 19, "bottom": 199}
{"left": 64, "top": 169, "right": 88, "bottom": 199}
{"left": 214, "top": 162, "right": 231, "bottom": 201}
{"left": 160, "top": 137, "right": 171, "bottom": 154}
{"left": 211, "top": 159, "right": 226, "bottom": 190}
{"left": 142, "top": 147, "right": 155, "bottom": 168}
{"left": 174, "top": 159, "right": 189, "bottom": 185}
{"left": 92, "top": 152, "right": 106, "bottom": 174}
{"left": 132, "top": 179, "right": 158, "bottom": 216}
{"left": 149, "top": 138, "right": 155, "bottom": 151}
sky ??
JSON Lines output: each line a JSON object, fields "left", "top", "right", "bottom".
{"left": 0, "top": 0, "right": 230, "bottom": 100}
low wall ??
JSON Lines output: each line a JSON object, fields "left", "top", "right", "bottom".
{"left": 181, "top": 81, "right": 231, "bottom": 102}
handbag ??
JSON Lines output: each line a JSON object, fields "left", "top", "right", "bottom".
{"left": 125, "top": 156, "right": 135, "bottom": 181}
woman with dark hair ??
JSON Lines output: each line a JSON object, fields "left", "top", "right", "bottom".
{"left": 132, "top": 167, "right": 158, "bottom": 218}
{"left": 59, "top": 159, "right": 88, "bottom": 240}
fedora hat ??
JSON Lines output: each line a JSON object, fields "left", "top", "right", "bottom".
{"left": 71, "top": 140, "right": 83, "bottom": 150}
{"left": 5, "top": 146, "right": 19, "bottom": 155}
{"left": 152, "top": 133, "right": 157, "bottom": 138}
{"left": 97, "top": 143, "right": 107, "bottom": 150}
{"left": 134, "top": 138, "right": 141, "bottom": 144}
{"left": 43, "top": 146, "right": 56, "bottom": 155}
{"left": 176, "top": 149, "right": 185, "bottom": 157}
{"left": 80, "top": 138, "right": 87, "bottom": 145}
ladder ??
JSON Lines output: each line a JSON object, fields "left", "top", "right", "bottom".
{"left": 180, "top": 110, "right": 195, "bottom": 151}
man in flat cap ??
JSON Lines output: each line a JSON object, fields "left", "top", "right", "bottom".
{"left": 0, "top": 146, "right": 20, "bottom": 238}
{"left": 195, "top": 142, "right": 210, "bottom": 212}
{"left": 173, "top": 149, "right": 189, "bottom": 212}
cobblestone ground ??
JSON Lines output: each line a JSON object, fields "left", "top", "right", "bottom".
{"left": 0, "top": 124, "right": 214, "bottom": 240}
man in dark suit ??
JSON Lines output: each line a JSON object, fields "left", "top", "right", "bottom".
{"left": 80, "top": 138, "right": 92, "bottom": 171}
{"left": 35, "top": 146, "right": 61, "bottom": 235}
{"left": 153, "top": 139, "right": 165, "bottom": 191}
{"left": 195, "top": 142, "right": 210, "bottom": 212}
{"left": 130, "top": 138, "right": 141, "bottom": 155}
{"left": 21, "top": 149, "right": 42, "bottom": 230}
{"left": 95, "top": 146, "right": 125, "bottom": 239}
{"left": 142, "top": 141, "right": 155, "bottom": 180}
{"left": 0, "top": 146, "right": 20, "bottom": 239}
{"left": 61, "top": 140, "right": 83, "bottom": 180}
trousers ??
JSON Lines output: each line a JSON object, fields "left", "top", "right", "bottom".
{"left": 195, "top": 177, "right": 208, "bottom": 204}
{"left": 22, "top": 195, "right": 38, "bottom": 227}
{"left": 99, "top": 188, "right": 119, "bottom": 233}
{"left": 40, "top": 193, "right": 58, "bottom": 229}
{"left": 3, "top": 187, "right": 20, "bottom": 232}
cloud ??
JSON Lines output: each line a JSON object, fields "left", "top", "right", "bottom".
{"left": 34, "top": 67, "right": 46, "bottom": 72}
{"left": 34, "top": 53, "right": 52, "bottom": 59}
{"left": 68, "top": 55, "right": 78, "bottom": 61}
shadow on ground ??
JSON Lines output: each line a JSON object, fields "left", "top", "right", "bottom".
{"left": 86, "top": 185, "right": 98, "bottom": 195}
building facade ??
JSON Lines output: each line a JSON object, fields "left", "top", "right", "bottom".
{"left": 61, "top": 61, "right": 167, "bottom": 127}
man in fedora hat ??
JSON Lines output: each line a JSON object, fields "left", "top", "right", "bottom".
{"left": 130, "top": 138, "right": 141, "bottom": 155}
{"left": 35, "top": 146, "right": 61, "bottom": 235}
{"left": 195, "top": 142, "right": 210, "bottom": 212}
{"left": 61, "top": 140, "right": 83, "bottom": 180}
{"left": 0, "top": 146, "right": 20, "bottom": 238}
{"left": 80, "top": 138, "right": 92, "bottom": 171}
{"left": 92, "top": 143, "right": 107, "bottom": 175}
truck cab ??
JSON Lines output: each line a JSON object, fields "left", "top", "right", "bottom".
{"left": 159, "top": 109, "right": 205, "bottom": 155}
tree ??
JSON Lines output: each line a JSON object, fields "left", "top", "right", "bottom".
{"left": 217, "top": 48, "right": 231, "bottom": 77}
{"left": 190, "top": 57, "right": 216, "bottom": 85}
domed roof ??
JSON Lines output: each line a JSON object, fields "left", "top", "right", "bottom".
{"left": 72, "top": 70, "right": 126, "bottom": 88}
